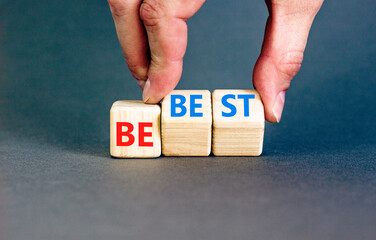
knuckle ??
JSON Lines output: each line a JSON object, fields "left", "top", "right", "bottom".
{"left": 272, "top": 0, "right": 323, "bottom": 17}
{"left": 130, "top": 70, "right": 147, "bottom": 81}
{"left": 303, "top": 0, "right": 323, "bottom": 15}
{"left": 140, "top": 0, "right": 165, "bottom": 27}
{"left": 127, "top": 62, "right": 148, "bottom": 80}
{"left": 108, "top": 0, "right": 127, "bottom": 17}
{"left": 177, "top": 0, "right": 206, "bottom": 19}
{"left": 276, "top": 50, "right": 304, "bottom": 79}
{"left": 108, "top": 0, "right": 137, "bottom": 18}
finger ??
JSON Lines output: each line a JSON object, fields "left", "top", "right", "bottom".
{"left": 108, "top": 0, "right": 149, "bottom": 87}
{"left": 253, "top": 0, "right": 323, "bottom": 122}
{"left": 140, "top": 0, "right": 205, "bottom": 103}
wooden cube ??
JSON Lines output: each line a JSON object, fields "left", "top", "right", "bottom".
{"left": 110, "top": 101, "right": 161, "bottom": 158}
{"left": 161, "top": 90, "right": 212, "bottom": 156}
{"left": 212, "top": 89, "right": 265, "bottom": 156}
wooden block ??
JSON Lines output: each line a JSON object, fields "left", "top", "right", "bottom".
{"left": 212, "top": 89, "right": 265, "bottom": 156}
{"left": 110, "top": 101, "right": 161, "bottom": 158}
{"left": 161, "top": 90, "right": 212, "bottom": 156}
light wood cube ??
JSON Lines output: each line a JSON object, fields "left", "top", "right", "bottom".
{"left": 212, "top": 89, "right": 265, "bottom": 156}
{"left": 161, "top": 90, "right": 212, "bottom": 156}
{"left": 110, "top": 101, "right": 161, "bottom": 158}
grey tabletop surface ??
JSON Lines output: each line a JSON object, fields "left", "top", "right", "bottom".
{"left": 1, "top": 0, "right": 376, "bottom": 239}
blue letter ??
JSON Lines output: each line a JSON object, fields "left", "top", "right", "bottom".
{"left": 221, "top": 94, "right": 236, "bottom": 117}
{"left": 190, "top": 95, "right": 203, "bottom": 117}
{"left": 238, "top": 94, "right": 255, "bottom": 117}
{"left": 171, "top": 95, "right": 187, "bottom": 117}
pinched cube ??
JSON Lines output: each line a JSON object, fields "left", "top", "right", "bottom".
{"left": 212, "top": 89, "right": 265, "bottom": 156}
{"left": 110, "top": 101, "right": 161, "bottom": 158}
{"left": 161, "top": 90, "right": 212, "bottom": 156}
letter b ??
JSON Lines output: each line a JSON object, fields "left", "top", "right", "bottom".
{"left": 117, "top": 122, "right": 135, "bottom": 146}
{"left": 171, "top": 95, "right": 187, "bottom": 117}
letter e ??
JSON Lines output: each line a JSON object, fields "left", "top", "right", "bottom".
{"left": 190, "top": 95, "right": 203, "bottom": 117}
{"left": 139, "top": 122, "right": 153, "bottom": 147}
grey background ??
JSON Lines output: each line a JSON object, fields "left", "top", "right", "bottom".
{"left": 1, "top": 0, "right": 376, "bottom": 239}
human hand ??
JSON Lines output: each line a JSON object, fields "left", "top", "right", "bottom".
{"left": 107, "top": 0, "right": 205, "bottom": 103}
{"left": 108, "top": 0, "right": 323, "bottom": 123}
{"left": 253, "top": 0, "right": 324, "bottom": 122}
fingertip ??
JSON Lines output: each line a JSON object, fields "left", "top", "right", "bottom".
{"left": 136, "top": 79, "right": 146, "bottom": 90}
{"left": 142, "top": 79, "right": 155, "bottom": 103}
{"left": 271, "top": 91, "right": 285, "bottom": 123}
{"left": 142, "top": 59, "right": 183, "bottom": 104}
{"left": 253, "top": 56, "right": 287, "bottom": 123}
{"left": 256, "top": 84, "right": 286, "bottom": 123}
{"left": 142, "top": 78, "right": 164, "bottom": 104}
{"left": 264, "top": 99, "right": 282, "bottom": 123}
{"left": 131, "top": 66, "right": 148, "bottom": 82}
{"left": 260, "top": 94, "right": 285, "bottom": 123}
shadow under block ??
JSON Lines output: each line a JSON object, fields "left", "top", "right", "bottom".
{"left": 212, "top": 89, "right": 265, "bottom": 156}
{"left": 110, "top": 101, "right": 161, "bottom": 158}
{"left": 161, "top": 90, "right": 212, "bottom": 156}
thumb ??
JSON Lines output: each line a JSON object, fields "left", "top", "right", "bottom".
{"left": 140, "top": 0, "right": 205, "bottom": 103}
{"left": 253, "top": 1, "right": 323, "bottom": 122}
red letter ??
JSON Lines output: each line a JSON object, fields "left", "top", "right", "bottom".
{"left": 117, "top": 122, "right": 135, "bottom": 146}
{"left": 139, "top": 122, "right": 153, "bottom": 147}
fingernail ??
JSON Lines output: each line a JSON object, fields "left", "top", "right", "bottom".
{"left": 136, "top": 80, "right": 146, "bottom": 90}
{"left": 142, "top": 79, "right": 151, "bottom": 103}
{"left": 272, "top": 91, "right": 286, "bottom": 123}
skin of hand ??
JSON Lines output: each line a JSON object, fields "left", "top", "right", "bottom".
{"left": 108, "top": 0, "right": 324, "bottom": 123}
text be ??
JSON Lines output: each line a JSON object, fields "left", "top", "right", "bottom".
{"left": 170, "top": 94, "right": 203, "bottom": 117}
{"left": 117, "top": 122, "right": 153, "bottom": 147}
